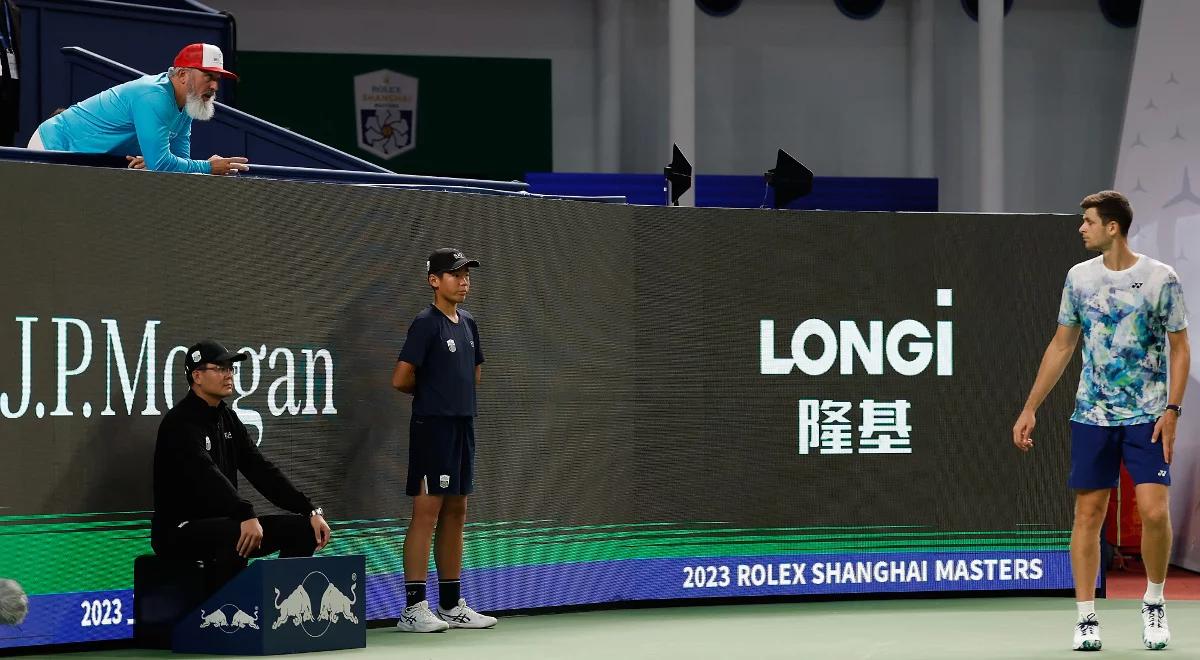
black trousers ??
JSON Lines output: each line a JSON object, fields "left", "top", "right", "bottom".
{"left": 152, "top": 514, "right": 317, "bottom": 564}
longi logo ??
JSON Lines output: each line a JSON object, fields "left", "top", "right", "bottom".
{"left": 0, "top": 317, "right": 337, "bottom": 445}
{"left": 760, "top": 290, "right": 954, "bottom": 376}
{"left": 273, "top": 571, "right": 359, "bottom": 637}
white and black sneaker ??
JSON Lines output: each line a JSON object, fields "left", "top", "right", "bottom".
{"left": 1142, "top": 601, "right": 1170, "bottom": 650}
{"left": 395, "top": 600, "right": 449, "bottom": 633}
{"left": 1073, "top": 613, "right": 1101, "bottom": 651}
{"left": 436, "top": 598, "right": 497, "bottom": 629}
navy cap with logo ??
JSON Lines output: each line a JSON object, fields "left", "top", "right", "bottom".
{"left": 183, "top": 339, "right": 247, "bottom": 375}
{"left": 427, "top": 248, "right": 480, "bottom": 275}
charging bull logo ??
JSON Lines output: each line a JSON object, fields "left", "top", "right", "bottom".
{"left": 317, "top": 578, "right": 359, "bottom": 624}
{"left": 231, "top": 607, "right": 260, "bottom": 629}
{"left": 272, "top": 571, "right": 360, "bottom": 637}
{"left": 200, "top": 605, "right": 259, "bottom": 634}
{"left": 199, "top": 609, "right": 227, "bottom": 629}
{"left": 272, "top": 585, "right": 314, "bottom": 629}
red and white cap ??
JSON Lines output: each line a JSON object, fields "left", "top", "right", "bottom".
{"left": 173, "top": 43, "right": 238, "bottom": 80}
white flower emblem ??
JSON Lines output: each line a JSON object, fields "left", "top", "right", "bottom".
{"left": 363, "top": 110, "right": 410, "bottom": 154}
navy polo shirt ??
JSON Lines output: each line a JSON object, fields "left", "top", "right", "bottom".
{"left": 397, "top": 305, "right": 484, "bottom": 417}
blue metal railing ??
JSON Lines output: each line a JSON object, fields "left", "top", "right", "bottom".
{"left": 0, "top": 149, "right": 629, "bottom": 202}
{"left": 120, "top": 0, "right": 224, "bottom": 11}
{"left": 242, "top": 164, "right": 527, "bottom": 192}
{"left": 0, "top": 146, "right": 127, "bottom": 168}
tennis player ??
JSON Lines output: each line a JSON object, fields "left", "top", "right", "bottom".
{"left": 1013, "top": 190, "right": 1189, "bottom": 651}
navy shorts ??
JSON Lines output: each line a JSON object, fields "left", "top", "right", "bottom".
{"left": 1069, "top": 421, "right": 1170, "bottom": 489}
{"left": 406, "top": 415, "right": 475, "bottom": 496}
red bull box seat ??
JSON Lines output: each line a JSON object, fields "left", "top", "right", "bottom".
{"left": 136, "top": 555, "right": 366, "bottom": 655}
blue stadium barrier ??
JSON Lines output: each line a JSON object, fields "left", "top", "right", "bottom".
{"left": 525, "top": 172, "right": 939, "bottom": 211}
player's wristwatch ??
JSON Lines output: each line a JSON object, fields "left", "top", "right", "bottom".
{"left": 309, "top": 507, "right": 324, "bottom": 518}
{"left": 1166, "top": 404, "right": 1183, "bottom": 417}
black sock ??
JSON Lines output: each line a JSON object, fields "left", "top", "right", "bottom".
{"left": 404, "top": 581, "right": 426, "bottom": 608}
{"left": 439, "top": 579, "right": 461, "bottom": 610}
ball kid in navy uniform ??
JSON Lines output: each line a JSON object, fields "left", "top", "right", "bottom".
{"left": 391, "top": 248, "right": 496, "bottom": 632}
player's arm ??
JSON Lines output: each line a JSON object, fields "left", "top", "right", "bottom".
{"left": 1153, "top": 329, "right": 1190, "bottom": 463}
{"left": 475, "top": 364, "right": 481, "bottom": 386}
{"left": 1013, "top": 323, "right": 1081, "bottom": 451}
{"left": 1024, "top": 324, "right": 1082, "bottom": 410}
{"left": 392, "top": 360, "right": 417, "bottom": 394}
{"left": 1166, "top": 329, "right": 1190, "bottom": 407}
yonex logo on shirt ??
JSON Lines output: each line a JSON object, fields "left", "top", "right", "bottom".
{"left": 1132, "top": 282, "right": 1144, "bottom": 289}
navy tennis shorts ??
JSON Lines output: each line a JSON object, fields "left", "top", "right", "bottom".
{"left": 406, "top": 415, "right": 475, "bottom": 496}
{"left": 1068, "top": 420, "right": 1170, "bottom": 489}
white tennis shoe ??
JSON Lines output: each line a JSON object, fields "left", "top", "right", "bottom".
{"left": 436, "top": 598, "right": 497, "bottom": 629}
{"left": 1073, "top": 613, "right": 1101, "bottom": 651}
{"left": 395, "top": 600, "right": 449, "bottom": 633}
{"left": 1141, "top": 600, "right": 1169, "bottom": 650}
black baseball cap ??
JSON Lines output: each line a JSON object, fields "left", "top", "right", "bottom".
{"left": 184, "top": 339, "right": 247, "bottom": 375}
{"left": 427, "top": 248, "right": 480, "bottom": 275}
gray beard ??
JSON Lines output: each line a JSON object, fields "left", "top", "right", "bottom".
{"left": 184, "top": 94, "right": 215, "bottom": 121}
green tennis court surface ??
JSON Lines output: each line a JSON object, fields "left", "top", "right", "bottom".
{"left": 57, "top": 597, "right": 1199, "bottom": 660}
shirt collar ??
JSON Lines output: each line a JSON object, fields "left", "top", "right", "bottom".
{"left": 183, "top": 389, "right": 227, "bottom": 414}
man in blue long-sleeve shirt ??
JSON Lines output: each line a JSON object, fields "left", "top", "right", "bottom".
{"left": 27, "top": 43, "right": 248, "bottom": 175}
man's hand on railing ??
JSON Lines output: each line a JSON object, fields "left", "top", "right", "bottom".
{"left": 125, "top": 156, "right": 146, "bottom": 170}
{"left": 209, "top": 155, "right": 250, "bottom": 175}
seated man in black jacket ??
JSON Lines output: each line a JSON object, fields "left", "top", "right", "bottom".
{"left": 152, "top": 339, "right": 331, "bottom": 563}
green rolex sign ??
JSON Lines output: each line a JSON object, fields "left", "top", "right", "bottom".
{"left": 237, "top": 51, "right": 552, "bottom": 181}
